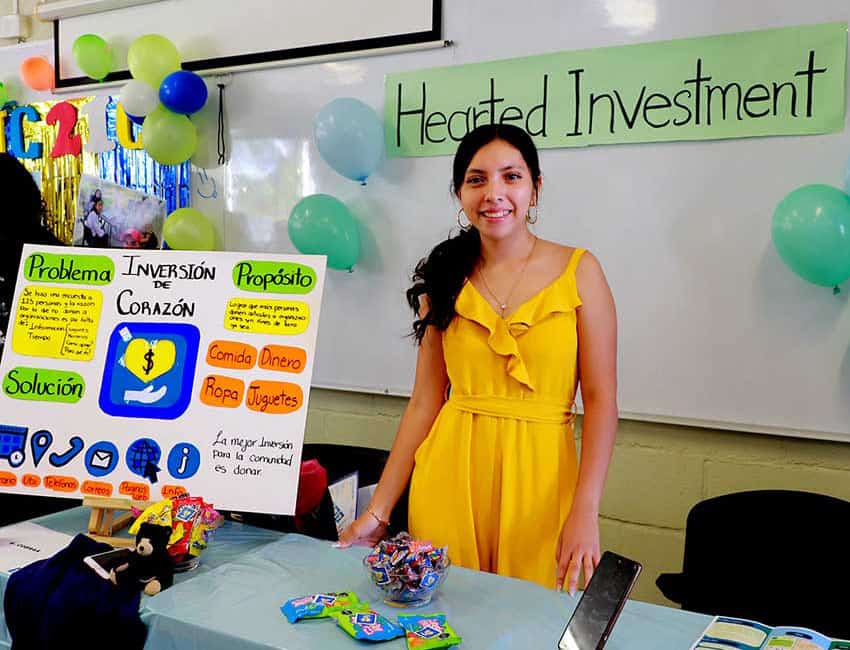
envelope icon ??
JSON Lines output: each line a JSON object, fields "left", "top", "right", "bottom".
{"left": 91, "top": 450, "right": 113, "bottom": 469}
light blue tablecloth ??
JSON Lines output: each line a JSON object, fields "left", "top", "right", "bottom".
{"left": 0, "top": 508, "right": 712, "bottom": 649}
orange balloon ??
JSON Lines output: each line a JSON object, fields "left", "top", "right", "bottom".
{"left": 20, "top": 57, "right": 54, "bottom": 91}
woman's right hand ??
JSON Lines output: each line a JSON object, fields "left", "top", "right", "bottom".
{"left": 337, "top": 512, "right": 387, "bottom": 548}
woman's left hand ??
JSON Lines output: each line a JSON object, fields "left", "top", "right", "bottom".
{"left": 555, "top": 506, "right": 601, "bottom": 595}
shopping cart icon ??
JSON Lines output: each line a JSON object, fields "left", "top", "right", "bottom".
{"left": 0, "top": 425, "right": 27, "bottom": 468}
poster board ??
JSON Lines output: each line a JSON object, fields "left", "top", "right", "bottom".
{"left": 0, "top": 245, "right": 326, "bottom": 515}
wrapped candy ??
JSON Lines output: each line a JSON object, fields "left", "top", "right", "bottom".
{"left": 189, "top": 502, "right": 222, "bottom": 557}
{"left": 330, "top": 603, "right": 405, "bottom": 642}
{"left": 168, "top": 495, "right": 204, "bottom": 558}
{"left": 398, "top": 613, "right": 462, "bottom": 648}
{"left": 280, "top": 592, "right": 361, "bottom": 624}
{"left": 127, "top": 495, "right": 221, "bottom": 562}
{"left": 128, "top": 499, "right": 173, "bottom": 534}
{"left": 364, "top": 532, "right": 449, "bottom": 601}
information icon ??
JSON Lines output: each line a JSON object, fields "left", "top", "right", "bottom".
{"left": 167, "top": 442, "right": 200, "bottom": 480}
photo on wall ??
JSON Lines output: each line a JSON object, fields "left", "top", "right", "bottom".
{"left": 73, "top": 175, "right": 165, "bottom": 250}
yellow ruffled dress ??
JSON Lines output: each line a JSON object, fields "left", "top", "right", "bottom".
{"left": 409, "top": 249, "right": 585, "bottom": 589}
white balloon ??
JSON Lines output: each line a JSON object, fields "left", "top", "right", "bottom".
{"left": 120, "top": 79, "right": 159, "bottom": 117}
{"left": 82, "top": 94, "right": 115, "bottom": 154}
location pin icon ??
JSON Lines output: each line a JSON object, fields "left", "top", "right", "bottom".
{"left": 31, "top": 430, "right": 53, "bottom": 467}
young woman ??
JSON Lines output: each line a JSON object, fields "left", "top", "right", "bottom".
{"left": 339, "top": 124, "right": 618, "bottom": 595}
{"left": 83, "top": 194, "right": 110, "bottom": 247}
{"left": 0, "top": 153, "right": 78, "bottom": 524}
{"left": 0, "top": 154, "right": 63, "bottom": 350}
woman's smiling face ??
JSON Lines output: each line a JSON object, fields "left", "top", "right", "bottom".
{"left": 457, "top": 138, "right": 538, "bottom": 241}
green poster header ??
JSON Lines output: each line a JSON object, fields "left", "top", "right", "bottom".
{"left": 232, "top": 260, "right": 317, "bottom": 294}
{"left": 385, "top": 22, "right": 847, "bottom": 157}
{"left": 3, "top": 367, "right": 85, "bottom": 404}
{"left": 24, "top": 252, "right": 114, "bottom": 285}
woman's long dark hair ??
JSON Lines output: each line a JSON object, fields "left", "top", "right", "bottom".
{"left": 405, "top": 124, "right": 542, "bottom": 344}
{"left": 0, "top": 154, "right": 61, "bottom": 341}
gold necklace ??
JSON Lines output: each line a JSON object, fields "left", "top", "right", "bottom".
{"left": 478, "top": 236, "right": 538, "bottom": 318}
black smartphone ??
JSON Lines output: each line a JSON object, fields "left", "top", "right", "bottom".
{"left": 83, "top": 547, "right": 132, "bottom": 580}
{"left": 557, "top": 551, "right": 642, "bottom": 650}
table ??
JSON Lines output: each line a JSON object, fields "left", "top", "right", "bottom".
{"left": 0, "top": 508, "right": 712, "bottom": 649}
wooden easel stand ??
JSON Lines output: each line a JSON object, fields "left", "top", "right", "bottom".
{"left": 84, "top": 496, "right": 154, "bottom": 548}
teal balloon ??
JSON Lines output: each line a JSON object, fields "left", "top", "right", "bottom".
{"left": 844, "top": 155, "right": 850, "bottom": 196}
{"left": 314, "top": 98, "right": 383, "bottom": 184}
{"left": 771, "top": 184, "right": 850, "bottom": 287}
{"left": 289, "top": 194, "right": 361, "bottom": 271}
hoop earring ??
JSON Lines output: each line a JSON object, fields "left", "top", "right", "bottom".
{"left": 457, "top": 208, "right": 471, "bottom": 229}
{"left": 526, "top": 204, "right": 539, "bottom": 224}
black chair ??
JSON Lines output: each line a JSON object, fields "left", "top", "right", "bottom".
{"left": 225, "top": 444, "right": 409, "bottom": 541}
{"left": 300, "top": 443, "right": 409, "bottom": 538}
{"left": 657, "top": 490, "right": 850, "bottom": 639}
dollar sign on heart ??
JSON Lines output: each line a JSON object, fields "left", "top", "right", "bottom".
{"left": 143, "top": 348, "right": 155, "bottom": 375}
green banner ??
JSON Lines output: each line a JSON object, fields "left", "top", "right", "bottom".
{"left": 386, "top": 23, "right": 847, "bottom": 157}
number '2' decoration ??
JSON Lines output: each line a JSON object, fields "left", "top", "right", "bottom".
{"left": 3, "top": 101, "right": 83, "bottom": 159}
{"left": 45, "top": 102, "right": 83, "bottom": 158}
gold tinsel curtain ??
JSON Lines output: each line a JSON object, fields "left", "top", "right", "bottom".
{"left": 18, "top": 97, "right": 99, "bottom": 244}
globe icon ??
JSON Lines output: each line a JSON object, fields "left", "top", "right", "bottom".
{"left": 126, "top": 438, "right": 161, "bottom": 479}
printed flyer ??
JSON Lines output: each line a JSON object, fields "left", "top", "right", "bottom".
{"left": 691, "top": 616, "right": 850, "bottom": 650}
{"left": 0, "top": 245, "right": 326, "bottom": 515}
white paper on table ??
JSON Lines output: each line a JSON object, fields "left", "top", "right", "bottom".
{"left": 328, "top": 472, "right": 359, "bottom": 537}
{"left": 0, "top": 521, "right": 73, "bottom": 572}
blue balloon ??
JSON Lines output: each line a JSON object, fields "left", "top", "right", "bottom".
{"left": 125, "top": 111, "right": 145, "bottom": 126}
{"left": 159, "top": 70, "right": 208, "bottom": 115}
{"left": 314, "top": 97, "right": 384, "bottom": 184}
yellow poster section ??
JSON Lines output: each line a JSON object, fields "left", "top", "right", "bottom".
{"left": 12, "top": 286, "right": 102, "bottom": 360}
{"left": 224, "top": 299, "right": 309, "bottom": 335}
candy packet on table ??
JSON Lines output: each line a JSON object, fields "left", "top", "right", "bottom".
{"left": 280, "top": 591, "right": 361, "bottom": 623}
{"left": 128, "top": 499, "right": 173, "bottom": 535}
{"left": 398, "top": 614, "right": 462, "bottom": 648}
{"left": 331, "top": 604, "right": 405, "bottom": 642}
{"left": 168, "top": 495, "right": 204, "bottom": 558}
{"left": 188, "top": 502, "right": 221, "bottom": 557}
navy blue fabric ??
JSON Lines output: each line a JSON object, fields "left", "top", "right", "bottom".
{"left": 4, "top": 533, "right": 146, "bottom": 650}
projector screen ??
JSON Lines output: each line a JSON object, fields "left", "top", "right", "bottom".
{"left": 55, "top": 0, "right": 442, "bottom": 87}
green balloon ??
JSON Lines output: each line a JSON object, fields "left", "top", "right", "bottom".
{"left": 772, "top": 184, "right": 850, "bottom": 287}
{"left": 142, "top": 106, "right": 197, "bottom": 165}
{"left": 0, "top": 82, "right": 7, "bottom": 107}
{"left": 163, "top": 208, "right": 216, "bottom": 250}
{"left": 289, "top": 194, "right": 361, "bottom": 271}
{"left": 72, "top": 34, "right": 113, "bottom": 81}
{"left": 128, "top": 34, "right": 180, "bottom": 88}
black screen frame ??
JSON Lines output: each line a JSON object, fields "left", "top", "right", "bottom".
{"left": 54, "top": 0, "right": 442, "bottom": 89}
